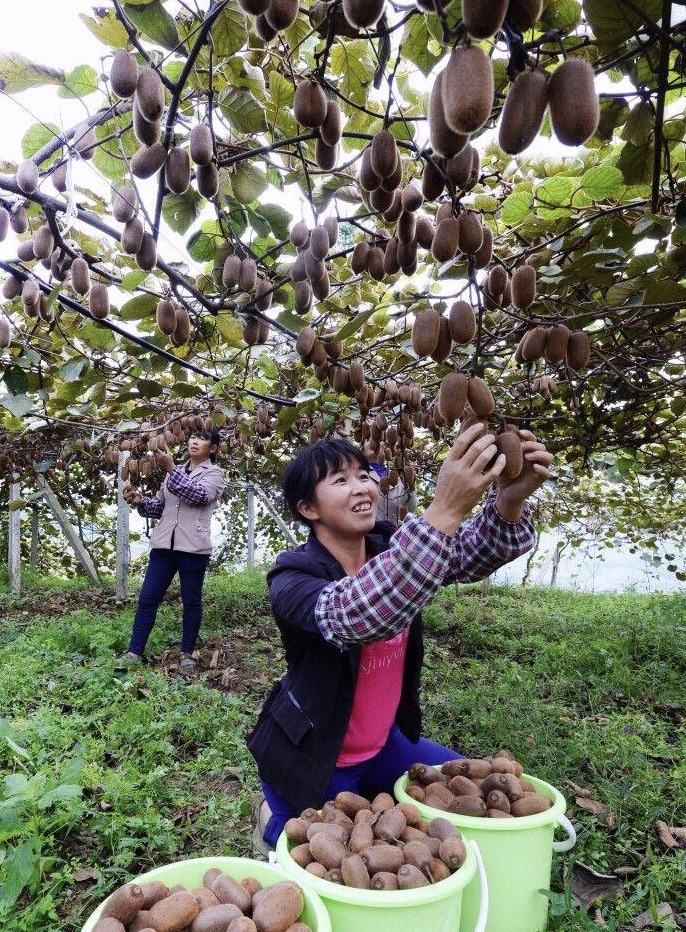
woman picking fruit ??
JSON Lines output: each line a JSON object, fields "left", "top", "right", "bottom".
{"left": 248, "top": 423, "right": 553, "bottom": 856}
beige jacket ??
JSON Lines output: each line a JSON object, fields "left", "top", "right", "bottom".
{"left": 146, "top": 461, "right": 225, "bottom": 554}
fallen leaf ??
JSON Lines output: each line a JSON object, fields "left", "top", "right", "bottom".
{"left": 575, "top": 797, "right": 608, "bottom": 816}
{"left": 209, "top": 649, "right": 219, "bottom": 669}
{"left": 634, "top": 902, "right": 673, "bottom": 929}
{"left": 656, "top": 820, "right": 679, "bottom": 849}
{"left": 668, "top": 826, "right": 686, "bottom": 846}
{"left": 566, "top": 862, "right": 625, "bottom": 908}
{"left": 72, "top": 867, "right": 97, "bottom": 882}
{"left": 566, "top": 780, "right": 592, "bottom": 798}
{"left": 614, "top": 866, "right": 639, "bottom": 878}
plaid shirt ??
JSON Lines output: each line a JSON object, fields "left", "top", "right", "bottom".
{"left": 315, "top": 488, "right": 534, "bottom": 648}
{"left": 138, "top": 465, "right": 209, "bottom": 518}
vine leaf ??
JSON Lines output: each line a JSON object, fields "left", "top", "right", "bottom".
{"left": 0, "top": 53, "right": 64, "bottom": 93}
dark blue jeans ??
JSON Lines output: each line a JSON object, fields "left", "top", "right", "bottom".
{"left": 260, "top": 725, "right": 461, "bottom": 847}
{"left": 128, "top": 548, "right": 210, "bottom": 656}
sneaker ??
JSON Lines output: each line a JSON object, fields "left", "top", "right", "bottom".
{"left": 251, "top": 792, "right": 273, "bottom": 862}
{"left": 179, "top": 653, "right": 196, "bottom": 671}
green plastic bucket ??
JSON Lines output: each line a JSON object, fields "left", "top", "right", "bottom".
{"left": 81, "top": 856, "right": 332, "bottom": 932}
{"left": 276, "top": 828, "right": 489, "bottom": 932}
{"left": 394, "top": 772, "right": 576, "bottom": 932}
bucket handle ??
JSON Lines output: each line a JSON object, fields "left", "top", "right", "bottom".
{"left": 470, "top": 839, "right": 490, "bottom": 932}
{"left": 552, "top": 813, "right": 577, "bottom": 852}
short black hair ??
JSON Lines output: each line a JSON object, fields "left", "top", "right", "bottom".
{"left": 282, "top": 439, "right": 370, "bottom": 525}
{"left": 190, "top": 426, "right": 221, "bottom": 462}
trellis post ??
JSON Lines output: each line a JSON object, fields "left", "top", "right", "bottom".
{"left": 247, "top": 484, "right": 255, "bottom": 567}
{"left": 34, "top": 474, "right": 101, "bottom": 586}
{"left": 8, "top": 475, "right": 21, "bottom": 596}
{"left": 115, "top": 451, "right": 130, "bottom": 599}
{"left": 30, "top": 504, "right": 39, "bottom": 572}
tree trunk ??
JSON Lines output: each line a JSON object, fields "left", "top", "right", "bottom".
{"left": 115, "top": 451, "right": 130, "bottom": 599}
{"left": 522, "top": 529, "right": 542, "bottom": 587}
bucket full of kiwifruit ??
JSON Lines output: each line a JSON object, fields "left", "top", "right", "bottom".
{"left": 81, "top": 855, "right": 332, "bottom": 932}
{"left": 275, "top": 790, "right": 489, "bottom": 932}
{"left": 394, "top": 753, "right": 577, "bottom": 932}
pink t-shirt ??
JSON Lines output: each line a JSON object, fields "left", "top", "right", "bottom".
{"left": 336, "top": 629, "right": 410, "bottom": 766}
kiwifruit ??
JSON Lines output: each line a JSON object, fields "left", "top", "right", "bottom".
{"left": 396, "top": 210, "right": 417, "bottom": 245}
{"left": 136, "top": 231, "right": 158, "bottom": 271}
{"left": 325, "top": 338, "right": 343, "bottom": 360}
{"left": 431, "top": 216, "right": 460, "bottom": 262}
{"left": 173, "top": 306, "right": 191, "bottom": 345}
{"left": 488, "top": 265, "right": 508, "bottom": 296}
{"left": 439, "top": 835, "right": 468, "bottom": 870}
{"left": 227, "top": 916, "right": 259, "bottom": 932}
{"left": 136, "top": 68, "right": 165, "bottom": 122}
{"left": 320, "top": 100, "right": 343, "bottom": 146}
{"left": 294, "top": 78, "right": 328, "bottom": 128}
{"left": 50, "top": 161, "right": 68, "bottom": 193}
{"left": 304, "top": 248, "right": 326, "bottom": 282}
{"left": 359, "top": 147, "right": 381, "bottom": 192}
{"left": 290, "top": 220, "right": 309, "bottom": 248}
{"left": 252, "top": 882, "right": 303, "bottom": 932}
{"left": 10, "top": 206, "right": 29, "bottom": 235}
{"left": 316, "top": 138, "right": 339, "bottom": 171}
{"left": 239, "top": 257, "right": 258, "bottom": 291}
{"left": 133, "top": 100, "right": 160, "bottom": 146}
{"left": 412, "top": 307, "right": 441, "bottom": 357}
{"left": 16, "top": 159, "right": 39, "bottom": 194}
{"left": 547, "top": 59, "right": 599, "bottom": 146}
{"left": 422, "top": 158, "right": 445, "bottom": 201}
{"left": 381, "top": 236, "right": 399, "bottom": 275}
{"left": 442, "top": 45, "right": 494, "bottom": 135}
{"left": 369, "top": 187, "right": 394, "bottom": 214}
{"left": 192, "top": 904, "right": 243, "bottom": 932}
{"left": 310, "top": 832, "right": 348, "bottom": 869}
{"left": 511, "top": 793, "right": 552, "bottom": 816}
{"left": 323, "top": 215, "right": 339, "bottom": 247}
{"left": 507, "top": 0, "right": 543, "bottom": 31}
{"left": 290, "top": 252, "right": 308, "bottom": 283}
{"left": 361, "top": 843, "right": 404, "bottom": 874}
{"left": 113, "top": 184, "right": 138, "bottom": 223}
{"left": 425, "top": 781, "right": 455, "bottom": 808}
{"left": 429, "top": 71, "right": 471, "bottom": 159}
{"left": 521, "top": 325, "right": 547, "bottom": 362}
{"left": 447, "top": 774, "right": 482, "bottom": 797}
{"left": 101, "top": 884, "right": 146, "bottom": 923}
{"left": 2, "top": 275, "right": 23, "bottom": 299}
{"left": 511, "top": 265, "right": 536, "bottom": 310}
{"left": 485, "top": 789, "right": 511, "bottom": 813}
{"left": 436, "top": 201, "right": 454, "bottom": 225}
{"left": 296, "top": 324, "right": 317, "bottom": 357}
{"left": 498, "top": 69, "right": 548, "bottom": 154}
{"left": 473, "top": 224, "right": 493, "bottom": 269}
{"left": 294, "top": 279, "right": 313, "bottom": 313}
{"left": 110, "top": 49, "right": 139, "bottom": 98}
{"left": 242, "top": 315, "right": 260, "bottom": 346}
{"left": 462, "top": 0, "right": 508, "bottom": 38}
{"left": 255, "top": 12, "right": 278, "bottom": 40}
{"left": 467, "top": 376, "right": 495, "bottom": 417}
{"left": 165, "top": 146, "right": 191, "bottom": 194}
{"left": 370, "top": 130, "right": 399, "bottom": 180}
{"left": 239, "top": 0, "right": 270, "bottom": 12}
{"left": 381, "top": 190, "right": 401, "bottom": 224}
{"left": 342, "top": 0, "right": 385, "bottom": 29}
{"left": 366, "top": 245, "right": 385, "bottom": 281}
{"left": 196, "top": 161, "right": 219, "bottom": 198}
{"left": 426, "top": 816, "right": 460, "bottom": 840}
{"left": 0, "top": 317, "right": 11, "bottom": 348}
{"left": 73, "top": 121, "right": 96, "bottom": 159}
{"left": 37, "top": 293, "right": 53, "bottom": 323}
{"left": 437, "top": 372, "right": 468, "bottom": 423}
{"left": 545, "top": 323, "right": 570, "bottom": 364}
{"left": 340, "top": 853, "right": 371, "bottom": 889}
{"left": 370, "top": 872, "right": 399, "bottom": 891}
{"left": 380, "top": 158, "right": 402, "bottom": 192}
{"left": 398, "top": 237, "right": 418, "bottom": 274}
{"left": 255, "top": 278, "right": 273, "bottom": 311}
{"left": 211, "top": 875, "right": 252, "bottom": 913}
{"left": 374, "top": 808, "right": 407, "bottom": 842}
{"left": 32, "top": 225, "right": 54, "bottom": 261}
{"left": 431, "top": 316, "right": 453, "bottom": 362}
{"left": 496, "top": 430, "right": 523, "bottom": 479}
{"left": 131, "top": 142, "right": 167, "bottom": 180}
{"left": 223, "top": 254, "right": 241, "bottom": 288}
{"left": 70, "top": 257, "right": 91, "bottom": 295}
{"left": 402, "top": 840, "right": 434, "bottom": 877}
{"left": 397, "top": 864, "right": 430, "bottom": 889}
{"left": 157, "top": 298, "right": 178, "bottom": 335}
{"left": 400, "top": 183, "right": 423, "bottom": 213}
{"left": 89, "top": 282, "right": 110, "bottom": 320}
{"left": 415, "top": 215, "right": 435, "bottom": 250}
{"left": 448, "top": 300, "right": 477, "bottom": 344}
{"left": 189, "top": 125, "right": 213, "bottom": 168}
{"left": 265, "top": 0, "right": 299, "bottom": 31}
{"left": 203, "top": 869, "right": 223, "bottom": 890}
{"left": 121, "top": 216, "right": 144, "bottom": 254}
{"left": 445, "top": 145, "right": 472, "bottom": 190}
{"left": 566, "top": 330, "right": 590, "bottom": 371}
{"left": 309, "top": 226, "right": 330, "bottom": 260}
{"left": 447, "top": 795, "right": 487, "bottom": 817}
{"left": 457, "top": 210, "right": 483, "bottom": 255}
{"left": 17, "top": 239, "right": 37, "bottom": 262}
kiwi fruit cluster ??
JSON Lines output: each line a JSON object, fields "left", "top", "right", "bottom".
{"left": 530, "top": 374, "right": 557, "bottom": 400}
{"left": 93, "top": 871, "right": 312, "bottom": 932}
{"left": 238, "top": 0, "right": 298, "bottom": 44}
{"left": 294, "top": 323, "right": 347, "bottom": 386}
{"left": 515, "top": 325, "right": 590, "bottom": 372}
{"left": 285, "top": 790, "right": 469, "bottom": 889}
{"left": 359, "top": 130, "right": 403, "bottom": 213}
{"left": 431, "top": 205, "right": 486, "bottom": 264}
{"left": 422, "top": 144, "right": 481, "bottom": 203}
{"left": 112, "top": 183, "right": 159, "bottom": 273}
{"left": 499, "top": 59, "right": 599, "bottom": 155}
{"left": 481, "top": 262, "right": 536, "bottom": 314}
{"left": 342, "top": 0, "right": 385, "bottom": 29}
{"left": 155, "top": 298, "right": 191, "bottom": 346}
{"left": 403, "top": 752, "right": 553, "bottom": 818}
{"left": 289, "top": 217, "right": 338, "bottom": 308}
{"left": 428, "top": 45, "right": 493, "bottom": 160}
{"left": 293, "top": 78, "right": 343, "bottom": 170}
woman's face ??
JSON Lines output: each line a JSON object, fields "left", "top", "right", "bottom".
{"left": 299, "top": 459, "right": 379, "bottom": 535}
{"left": 188, "top": 433, "right": 214, "bottom": 460}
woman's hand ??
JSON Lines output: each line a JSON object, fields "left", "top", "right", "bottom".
{"left": 423, "top": 423, "right": 505, "bottom": 536}
{"left": 154, "top": 443, "right": 175, "bottom": 474}
{"left": 123, "top": 484, "right": 143, "bottom": 507}
{"left": 495, "top": 430, "right": 554, "bottom": 521}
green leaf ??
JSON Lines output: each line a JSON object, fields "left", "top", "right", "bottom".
{"left": 216, "top": 314, "right": 244, "bottom": 346}
{"left": 21, "top": 123, "right": 61, "bottom": 161}
{"left": 582, "top": 0, "right": 662, "bottom": 53}
{"left": 37, "top": 784, "right": 82, "bottom": 809}
{"left": 617, "top": 140, "right": 653, "bottom": 185}
{"left": 187, "top": 230, "right": 218, "bottom": 262}
{"left": 59, "top": 359, "right": 89, "bottom": 383}
{"left": 500, "top": 190, "right": 533, "bottom": 226}
{"left": 0, "top": 53, "right": 64, "bottom": 93}
{"left": 259, "top": 203, "right": 292, "bottom": 242}
{"left": 622, "top": 101, "right": 654, "bottom": 146}
{"left": 541, "top": 0, "right": 582, "bottom": 30}
{"left": 120, "top": 294, "right": 157, "bottom": 321}
{"left": 122, "top": 2, "right": 180, "bottom": 50}
{"left": 402, "top": 16, "right": 442, "bottom": 77}
{"left": 268, "top": 70, "right": 294, "bottom": 115}
{"left": 121, "top": 270, "right": 150, "bottom": 292}
{"left": 536, "top": 175, "right": 576, "bottom": 207}
{"left": 605, "top": 280, "right": 641, "bottom": 306}
{"left": 162, "top": 189, "right": 203, "bottom": 235}
{"left": 0, "top": 394, "right": 33, "bottom": 418}
{"left": 230, "top": 161, "right": 268, "bottom": 205}
{"left": 580, "top": 165, "right": 624, "bottom": 201}
{"left": 643, "top": 281, "right": 686, "bottom": 306}
{"left": 329, "top": 41, "right": 372, "bottom": 106}
{"left": 294, "top": 387, "right": 322, "bottom": 403}
{"left": 58, "top": 64, "right": 99, "bottom": 98}
{"left": 79, "top": 10, "right": 130, "bottom": 47}
{"left": 211, "top": 4, "right": 248, "bottom": 57}
{"left": 219, "top": 88, "right": 268, "bottom": 135}
{"left": 3, "top": 367, "right": 28, "bottom": 396}
{"left": 332, "top": 307, "right": 377, "bottom": 341}
{"left": 0, "top": 840, "right": 36, "bottom": 911}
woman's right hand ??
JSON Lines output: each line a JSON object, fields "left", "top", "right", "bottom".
{"left": 422, "top": 423, "right": 505, "bottom": 536}
{"left": 123, "top": 484, "right": 143, "bottom": 507}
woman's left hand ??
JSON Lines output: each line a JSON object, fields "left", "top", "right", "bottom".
{"left": 496, "top": 430, "right": 554, "bottom": 519}
{"left": 154, "top": 444, "right": 175, "bottom": 473}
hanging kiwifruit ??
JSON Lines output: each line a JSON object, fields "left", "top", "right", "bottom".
{"left": 507, "top": 0, "right": 543, "bottom": 31}
{"left": 441, "top": 45, "right": 494, "bottom": 135}
{"left": 256, "top": 12, "right": 279, "bottom": 40}
{"left": 359, "top": 147, "right": 381, "bottom": 192}
{"left": 495, "top": 430, "right": 523, "bottom": 479}
{"left": 473, "top": 225, "right": 493, "bottom": 269}
{"left": 547, "top": 59, "right": 599, "bottom": 146}
{"left": 437, "top": 372, "right": 468, "bottom": 424}
{"left": 290, "top": 220, "right": 309, "bottom": 248}
{"left": 10, "top": 206, "right": 29, "bottom": 235}
{"left": 32, "top": 225, "right": 54, "bottom": 261}
{"left": 239, "top": 0, "right": 270, "bottom": 13}
{"left": 110, "top": 50, "right": 139, "bottom": 98}
{"left": 222, "top": 254, "right": 241, "bottom": 288}
{"left": 462, "top": 0, "right": 508, "bottom": 39}
{"left": 121, "top": 216, "right": 145, "bottom": 254}
{"left": 449, "top": 300, "right": 476, "bottom": 344}
{"left": 89, "top": 283, "right": 110, "bottom": 320}
{"left": 320, "top": 100, "right": 343, "bottom": 146}
{"left": 415, "top": 216, "right": 435, "bottom": 250}
{"left": 2, "top": 275, "right": 23, "bottom": 299}
{"left": 0, "top": 317, "right": 12, "bottom": 349}
{"left": 17, "top": 239, "right": 36, "bottom": 262}
{"left": 315, "top": 138, "right": 339, "bottom": 171}
{"left": 290, "top": 252, "right": 308, "bottom": 282}
{"left": 70, "top": 257, "right": 91, "bottom": 295}
{"left": 157, "top": 298, "right": 178, "bottom": 335}
{"left": 429, "top": 72, "right": 470, "bottom": 159}
{"left": 371, "top": 130, "right": 399, "bottom": 180}
{"left": 467, "top": 376, "right": 495, "bottom": 417}
{"left": 396, "top": 211, "right": 417, "bottom": 245}
{"left": 173, "top": 306, "right": 191, "bottom": 345}
{"left": 566, "top": 330, "right": 590, "bottom": 372}
{"left": 431, "top": 316, "right": 453, "bottom": 363}
{"left": 412, "top": 308, "right": 442, "bottom": 357}
{"left": 312, "top": 269, "right": 331, "bottom": 300}
{"left": 520, "top": 325, "right": 548, "bottom": 362}
{"left": 296, "top": 324, "right": 317, "bottom": 357}
{"left": 136, "top": 68, "right": 165, "bottom": 123}
{"left": 351, "top": 241, "right": 370, "bottom": 274}
{"left": 457, "top": 211, "right": 483, "bottom": 255}
{"left": 310, "top": 226, "right": 330, "bottom": 260}
{"left": 294, "top": 78, "right": 328, "bottom": 128}
{"left": 16, "top": 159, "right": 39, "bottom": 194}
{"left": 133, "top": 101, "right": 160, "bottom": 146}
{"left": 431, "top": 217, "right": 460, "bottom": 262}
{"left": 242, "top": 315, "right": 261, "bottom": 346}
{"left": 113, "top": 184, "right": 138, "bottom": 223}
{"left": 342, "top": 0, "right": 385, "bottom": 29}
{"left": 165, "top": 146, "right": 191, "bottom": 194}
{"left": 239, "top": 257, "right": 258, "bottom": 292}
{"left": 73, "top": 122, "right": 97, "bottom": 159}
{"left": 445, "top": 145, "right": 475, "bottom": 190}
{"left": 196, "top": 161, "right": 219, "bottom": 198}
{"left": 511, "top": 265, "right": 537, "bottom": 310}
{"left": 487, "top": 265, "right": 508, "bottom": 297}
{"left": 50, "top": 161, "right": 68, "bottom": 193}
{"left": 367, "top": 246, "right": 386, "bottom": 281}
{"left": 422, "top": 158, "right": 446, "bottom": 201}
{"left": 544, "top": 323, "right": 570, "bottom": 364}
{"left": 370, "top": 187, "right": 395, "bottom": 213}
{"left": 383, "top": 236, "right": 401, "bottom": 275}
{"left": 189, "top": 124, "right": 213, "bottom": 166}
{"left": 255, "top": 278, "right": 273, "bottom": 312}
{"left": 400, "top": 183, "right": 423, "bottom": 213}
{"left": 265, "top": 0, "right": 299, "bottom": 31}
{"left": 293, "top": 279, "right": 313, "bottom": 314}
{"left": 323, "top": 215, "right": 339, "bottom": 247}
{"left": 130, "top": 142, "right": 167, "bottom": 180}
{"left": 21, "top": 278, "right": 40, "bottom": 312}
{"left": 498, "top": 69, "right": 548, "bottom": 154}
{"left": 136, "top": 232, "right": 158, "bottom": 271}
{"left": 383, "top": 190, "right": 403, "bottom": 224}
{"left": 304, "top": 248, "right": 326, "bottom": 282}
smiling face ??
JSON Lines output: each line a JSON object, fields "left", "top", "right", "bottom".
{"left": 298, "top": 458, "right": 379, "bottom": 538}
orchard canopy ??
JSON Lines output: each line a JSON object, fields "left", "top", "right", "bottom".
{"left": 0, "top": 0, "right": 685, "bottom": 569}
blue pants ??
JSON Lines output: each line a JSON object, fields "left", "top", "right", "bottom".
{"left": 128, "top": 548, "right": 210, "bottom": 656}
{"left": 261, "top": 725, "right": 461, "bottom": 847}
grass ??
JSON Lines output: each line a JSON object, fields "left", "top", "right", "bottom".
{"left": 0, "top": 572, "right": 684, "bottom": 931}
